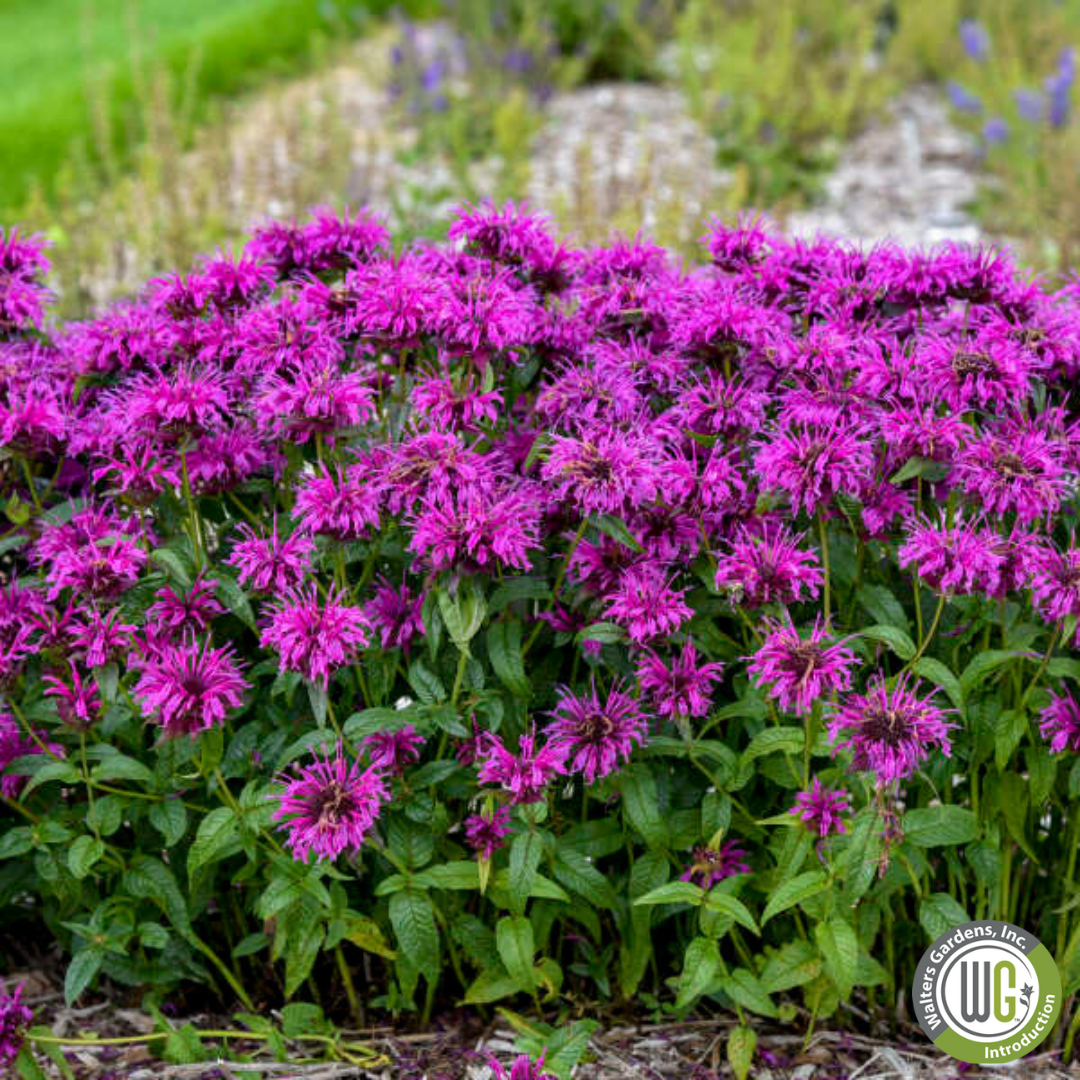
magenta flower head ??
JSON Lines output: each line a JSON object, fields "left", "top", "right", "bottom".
{"left": 747, "top": 615, "right": 859, "bottom": 717}
{"left": 0, "top": 982, "right": 33, "bottom": 1067}
{"left": 464, "top": 806, "right": 513, "bottom": 860}
{"left": 638, "top": 641, "right": 723, "bottom": 720}
{"left": 363, "top": 724, "right": 425, "bottom": 775}
{"left": 603, "top": 564, "right": 692, "bottom": 645}
{"left": 681, "top": 840, "right": 750, "bottom": 889}
{"left": 790, "top": 779, "right": 851, "bottom": 838}
{"left": 273, "top": 744, "right": 389, "bottom": 862}
{"left": 261, "top": 586, "right": 371, "bottom": 690}
{"left": 1039, "top": 689, "right": 1080, "bottom": 754}
{"left": 828, "top": 672, "right": 955, "bottom": 785}
{"left": 714, "top": 524, "right": 823, "bottom": 608}
{"left": 478, "top": 729, "right": 569, "bottom": 804}
{"left": 365, "top": 577, "right": 425, "bottom": 652}
{"left": 133, "top": 637, "right": 248, "bottom": 738}
{"left": 43, "top": 661, "right": 101, "bottom": 729}
{"left": 1029, "top": 543, "right": 1080, "bottom": 631}
{"left": 898, "top": 512, "right": 1004, "bottom": 596}
{"left": 0, "top": 712, "right": 64, "bottom": 799}
{"left": 541, "top": 426, "right": 660, "bottom": 516}
{"left": 146, "top": 575, "right": 223, "bottom": 635}
{"left": 544, "top": 681, "right": 648, "bottom": 784}
{"left": 486, "top": 1051, "right": 556, "bottom": 1080}
{"left": 228, "top": 520, "right": 314, "bottom": 594}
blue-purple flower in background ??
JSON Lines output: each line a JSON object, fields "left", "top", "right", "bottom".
{"left": 1046, "top": 46, "right": 1075, "bottom": 128}
{"left": 959, "top": 19, "right": 991, "bottom": 62}
{"left": 947, "top": 81, "right": 982, "bottom": 115}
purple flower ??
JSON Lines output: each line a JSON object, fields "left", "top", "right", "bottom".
{"left": 542, "top": 427, "right": 660, "bottom": 516}
{"left": 486, "top": 1052, "right": 556, "bottom": 1080}
{"left": 948, "top": 82, "right": 983, "bottom": 115}
{"left": 637, "top": 641, "right": 723, "bottom": 719}
{"left": 1047, "top": 47, "right": 1075, "bottom": 129}
{"left": 1029, "top": 544, "right": 1080, "bottom": 632}
{"left": 545, "top": 681, "right": 648, "bottom": 783}
{"left": 982, "top": 116, "right": 1010, "bottom": 145}
{"left": 228, "top": 521, "right": 314, "bottom": 594}
{"left": 1039, "top": 689, "right": 1080, "bottom": 754}
{"left": 0, "top": 983, "right": 33, "bottom": 1067}
{"left": 899, "top": 513, "right": 1004, "bottom": 596}
{"left": 273, "top": 745, "right": 389, "bottom": 861}
{"left": 477, "top": 729, "right": 568, "bottom": 804}
{"left": 147, "top": 576, "right": 223, "bottom": 635}
{"left": 748, "top": 616, "right": 859, "bottom": 717}
{"left": 681, "top": 841, "right": 750, "bottom": 889}
{"left": 603, "top": 564, "right": 692, "bottom": 645}
{"left": 412, "top": 376, "right": 501, "bottom": 431}
{"left": 43, "top": 661, "right": 101, "bottom": 729}
{"left": 959, "top": 20, "right": 990, "bottom": 62}
{"left": 365, "top": 577, "right": 425, "bottom": 651}
{"left": 363, "top": 724, "right": 425, "bottom": 775}
{"left": 0, "top": 712, "right": 64, "bottom": 799}
{"left": 714, "top": 524, "right": 823, "bottom": 608}
{"left": 261, "top": 586, "right": 372, "bottom": 690}
{"left": 133, "top": 637, "right": 248, "bottom": 738}
{"left": 464, "top": 806, "right": 513, "bottom": 860}
{"left": 293, "top": 464, "right": 382, "bottom": 540}
{"left": 755, "top": 422, "right": 871, "bottom": 517}
{"left": 1015, "top": 88, "right": 1045, "bottom": 123}
{"left": 790, "top": 779, "right": 851, "bottom": 837}
{"left": 828, "top": 672, "right": 955, "bottom": 785}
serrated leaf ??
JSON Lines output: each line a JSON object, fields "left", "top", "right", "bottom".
{"left": 64, "top": 950, "right": 102, "bottom": 1005}
{"left": 920, "top": 893, "right": 970, "bottom": 941}
{"left": 389, "top": 889, "right": 440, "bottom": 983}
{"left": 488, "top": 621, "right": 530, "bottom": 698}
{"left": 588, "top": 513, "right": 643, "bottom": 553}
{"left": 149, "top": 800, "right": 188, "bottom": 846}
{"left": 676, "top": 937, "right": 719, "bottom": 1008}
{"left": 704, "top": 891, "right": 759, "bottom": 934}
{"left": 68, "top": 835, "right": 104, "bottom": 880}
{"left": 815, "top": 917, "right": 858, "bottom": 999}
{"left": 960, "top": 650, "right": 1021, "bottom": 701}
{"left": 344, "top": 916, "right": 396, "bottom": 960}
{"left": 761, "top": 870, "right": 827, "bottom": 925}
{"left": 858, "top": 624, "right": 916, "bottom": 661}
{"left": 912, "top": 657, "right": 963, "bottom": 710}
{"left": 508, "top": 830, "right": 543, "bottom": 915}
{"left": 214, "top": 571, "right": 257, "bottom": 631}
{"left": 620, "top": 765, "right": 667, "bottom": 848}
{"left": 903, "top": 806, "right": 979, "bottom": 847}
{"left": 465, "top": 967, "right": 520, "bottom": 1004}
{"left": 728, "top": 1026, "right": 756, "bottom": 1080}
{"left": 188, "top": 807, "right": 241, "bottom": 877}
{"left": 633, "top": 880, "right": 704, "bottom": 906}
{"left": 496, "top": 915, "right": 536, "bottom": 991}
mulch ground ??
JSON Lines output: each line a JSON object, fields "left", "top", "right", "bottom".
{"left": 9, "top": 968, "right": 1080, "bottom": 1080}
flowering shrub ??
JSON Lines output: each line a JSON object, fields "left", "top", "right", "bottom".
{"left": 1, "top": 203, "right": 1080, "bottom": 1063}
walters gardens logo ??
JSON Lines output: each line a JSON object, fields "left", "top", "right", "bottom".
{"left": 911, "top": 920, "right": 1062, "bottom": 1064}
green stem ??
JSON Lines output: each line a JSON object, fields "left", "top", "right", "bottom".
{"left": 180, "top": 449, "right": 206, "bottom": 569}
{"left": 908, "top": 593, "right": 946, "bottom": 668}
{"left": 1018, "top": 625, "right": 1061, "bottom": 713}
{"left": 19, "top": 457, "right": 42, "bottom": 512}
{"left": 336, "top": 945, "right": 362, "bottom": 1025}
{"left": 523, "top": 518, "right": 589, "bottom": 656}
{"left": 817, "top": 518, "right": 830, "bottom": 623}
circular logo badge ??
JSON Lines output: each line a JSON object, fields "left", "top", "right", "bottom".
{"left": 911, "top": 920, "right": 1062, "bottom": 1065}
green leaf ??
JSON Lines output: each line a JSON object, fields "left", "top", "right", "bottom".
{"left": 857, "top": 584, "right": 909, "bottom": 634}
{"left": 125, "top": 856, "right": 192, "bottom": 939}
{"left": 761, "top": 870, "right": 827, "bottom": 925}
{"left": 858, "top": 624, "right": 916, "bottom": 661}
{"left": 815, "top": 917, "right": 858, "bottom": 999}
{"left": 464, "top": 967, "right": 521, "bottom": 1004}
{"left": 407, "top": 660, "right": 446, "bottom": 704}
{"left": 760, "top": 940, "right": 821, "bottom": 993}
{"left": 740, "top": 727, "right": 803, "bottom": 767}
{"left": 889, "top": 456, "right": 947, "bottom": 485}
{"left": 903, "top": 806, "right": 979, "bottom": 847}
{"left": 91, "top": 754, "right": 151, "bottom": 783}
{"left": 553, "top": 847, "right": 617, "bottom": 909}
{"left": 414, "top": 861, "right": 481, "bottom": 891}
{"left": 620, "top": 765, "right": 667, "bottom": 848}
{"left": 728, "top": 1026, "right": 756, "bottom": 1080}
{"left": 722, "top": 967, "right": 779, "bottom": 1018}
{"left": 188, "top": 807, "right": 241, "bottom": 877}
{"left": 496, "top": 915, "right": 536, "bottom": 991}
{"left": 487, "top": 621, "right": 530, "bottom": 698}
{"left": 67, "top": 836, "right": 104, "bottom": 880}
{"left": 920, "top": 893, "right": 970, "bottom": 941}
{"left": 488, "top": 577, "right": 551, "bottom": 613}
{"left": 912, "top": 657, "right": 963, "bottom": 711}
{"left": 285, "top": 923, "right": 325, "bottom": 998}
{"left": 704, "top": 891, "right": 760, "bottom": 934}
{"left": 0, "top": 827, "right": 33, "bottom": 859}
{"left": 588, "top": 513, "right": 643, "bottom": 553}
{"left": 575, "top": 621, "right": 626, "bottom": 645}
{"left": 151, "top": 547, "right": 193, "bottom": 588}
{"left": 508, "top": 831, "right": 543, "bottom": 915}
{"left": 64, "top": 950, "right": 103, "bottom": 1005}
{"left": 149, "top": 800, "right": 188, "bottom": 846}
{"left": 214, "top": 571, "right": 257, "bottom": 631}
{"left": 633, "top": 880, "right": 704, "bottom": 907}
{"left": 437, "top": 582, "right": 487, "bottom": 653}
{"left": 676, "top": 937, "right": 719, "bottom": 1009}
{"left": 960, "top": 650, "right": 1021, "bottom": 702}
{"left": 389, "top": 889, "right": 440, "bottom": 983}
{"left": 344, "top": 917, "right": 396, "bottom": 960}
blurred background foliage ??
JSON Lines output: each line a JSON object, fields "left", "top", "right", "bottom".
{"left": 5, "top": 0, "right": 1080, "bottom": 317}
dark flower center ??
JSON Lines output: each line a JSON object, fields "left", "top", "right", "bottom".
{"left": 994, "top": 452, "right": 1031, "bottom": 478}
{"left": 310, "top": 782, "right": 353, "bottom": 829}
{"left": 952, "top": 350, "right": 992, "bottom": 375}
{"left": 781, "top": 641, "right": 822, "bottom": 686}
{"left": 180, "top": 676, "right": 206, "bottom": 699}
{"left": 576, "top": 709, "right": 616, "bottom": 743}
{"left": 861, "top": 705, "right": 909, "bottom": 747}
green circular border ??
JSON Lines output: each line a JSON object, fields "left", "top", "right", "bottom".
{"left": 928, "top": 941, "right": 1062, "bottom": 1065}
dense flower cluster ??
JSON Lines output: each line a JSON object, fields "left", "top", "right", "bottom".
{"left": 1, "top": 203, "right": 1078, "bottom": 1025}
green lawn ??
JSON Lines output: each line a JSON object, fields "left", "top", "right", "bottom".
{"left": 0, "top": 0, "right": 417, "bottom": 212}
